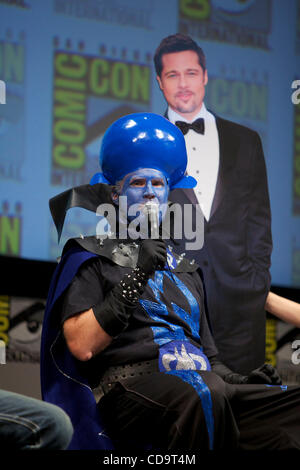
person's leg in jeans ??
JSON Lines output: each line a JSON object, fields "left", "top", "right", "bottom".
{"left": 0, "top": 389, "right": 73, "bottom": 449}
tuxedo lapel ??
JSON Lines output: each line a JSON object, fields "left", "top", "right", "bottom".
{"left": 169, "top": 187, "right": 205, "bottom": 225}
{"left": 165, "top": 110, "right": 239, "bottom": 221}
{"left": 166, "top": 109, "right": 203, "bottom": 216}
{"left": 169, "top": 187, "right": 198, "bottom": 206}
{"left": 209, "top": 117, "right": 239, "bottom": 219}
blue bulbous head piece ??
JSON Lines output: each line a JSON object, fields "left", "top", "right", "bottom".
{"left": 90, "top": 112, "right": 196, "bottom": 190}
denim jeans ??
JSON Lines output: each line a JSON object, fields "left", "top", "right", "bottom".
{"left": 0, "top": 389, "right": 73, "bottom": 449}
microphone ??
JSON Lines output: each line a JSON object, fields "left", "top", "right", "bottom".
{"left": 143, "top": 201, "right": 159, "bottom": 239}
{"left": 142, "top": 201, "right": 171, "bottom": 272}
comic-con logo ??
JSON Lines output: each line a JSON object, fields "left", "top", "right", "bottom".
{"left": 0, "top": 296, "right": 45, "bottom": 363}
{"left": 51, "top": 41, "right": 151, "bottom": 187}
{"left": 50, "top": 40, "right": 151, "bottom": 259}
{"left": 0, "top": 201, "right": 22, "bottom": 256}
{"left": 0, "top": 35, "right": 25, "bottom": 181}
{"left": 179, "top": 0, "right": 271, "bottom": 49}
{"left": 204, "top": 69, "right": 268, "bottom": 153}
{"left": 54, "top": 0, "right": 153, "bottom": 30}
{"left": 211, "top": 0, "right": 256, "bottom": 12}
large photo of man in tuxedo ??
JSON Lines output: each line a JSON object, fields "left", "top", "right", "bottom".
{"left": 154, "top": 33, "right": 272, "bottom": 375}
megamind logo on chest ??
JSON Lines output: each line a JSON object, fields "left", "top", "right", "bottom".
{"left": 160, "top": 340, "right": 210, "bottom": 372}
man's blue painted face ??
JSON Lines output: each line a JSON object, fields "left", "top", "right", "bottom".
{"left": 119, "top": 168, "right": 169, "bottom": 223}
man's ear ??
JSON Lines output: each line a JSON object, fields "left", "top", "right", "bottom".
{"left": 204, "top": 69, "right": 208, "bottom": 86}
{"left": 111, "top": 190, "right": 119, "bottom": 206}
{"left": 156, "top": 75, "right": 163, "bottom": 91}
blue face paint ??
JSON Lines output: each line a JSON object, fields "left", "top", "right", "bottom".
{"left": 119, "top": 168, "right": 169, "bottom": 223}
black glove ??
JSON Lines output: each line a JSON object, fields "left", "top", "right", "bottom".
{"left": 93, "top": 240, "right": 167, "bottom": 337}
{"left": 211, "top": 360, "right": 247, "bottom": 384}
{"left": 245, "top": 363, "right": 282, "bottom": 385}
{"left": 137, "top": 239, "right": 167, "bottom": 275}
{"left": 211, "top": 360, "right": 282, "bottom": 385}
{"left": 93, "top": 265, "right": 148, "bottom": 338}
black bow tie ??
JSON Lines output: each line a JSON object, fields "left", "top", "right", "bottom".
{"left": 175, "top": 118, "right": 205, "bottom": 135}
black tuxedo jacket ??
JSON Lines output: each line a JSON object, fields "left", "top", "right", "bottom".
{"left": 168, "top": 114, "right": 272, "bottom": 375}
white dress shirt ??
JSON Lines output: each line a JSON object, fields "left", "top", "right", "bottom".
{"left": 168, "top": 104, "right": 219, "bottom": 221}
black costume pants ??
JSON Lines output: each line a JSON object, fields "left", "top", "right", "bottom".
{"left": 98, "top": 370, "right": 300, "bottom": 451}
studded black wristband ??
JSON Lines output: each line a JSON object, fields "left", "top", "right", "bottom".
{"left": 93, "top": 266, "right": 149, "bottom": 338}
{"left": 119, "top": 266, "right": 148, "bottom": 303}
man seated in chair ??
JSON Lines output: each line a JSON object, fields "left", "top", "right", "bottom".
{"left": 41, "top": 113, "right": 300, "bottom": 451}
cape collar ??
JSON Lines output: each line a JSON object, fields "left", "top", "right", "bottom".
{"left": 62, "top": 236, "right": 198, "bottom": 273}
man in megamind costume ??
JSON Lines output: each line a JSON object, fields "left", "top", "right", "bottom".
{"left": 41, "top": 113, "right": 300, "bottom": 451}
